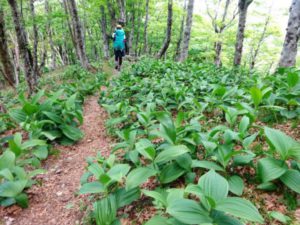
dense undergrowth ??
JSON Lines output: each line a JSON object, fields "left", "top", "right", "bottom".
{"left": 0, "top": 65, "right": 105, "bottom": 208}
{"left": 80, "top": 59, "right": 300, "bottom": 225}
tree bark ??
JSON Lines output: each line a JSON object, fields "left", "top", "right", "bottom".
{"left": 279, "top": 0, "right": 300, "bottom": 67}
{"left": 9, "top": 32, "right": 20, "bottom": 85}
{"left": 29, "top": 0, "right": 39, "bottom": 79}
{"left": 8, "top": 0, "right": 36, "bottom": 95}
{"left": 135, "top": 5, "right": 142, "bottom": 56}
{"left": 45, "top": 0, "right": 56, "bottom": 70}
{"left": 178, "top": 0, "right": 194, "bottom": 62}
{"left": 143, "top": 0, "right": 150, "bottom": 53}
{"left": 107, "top": 0, "right": 117, "bottom": 32}
{"left": 62, "top": 0, "right": 78, "bottom": 59}
{"left": 117, "top": 0, "right": 126, "bottom": 24}
{"left": 175, "top": 0, "right": 187, "bottom": 60}
{"left": 214, "top": 41, "right": 222, "bottom": 67}
{"left": 128, "top": 9, "right": 135, "bottom": 55}
{"left": 233, "top": 0, "right": 253, "bottom": 66}
{"left": 39, "top": 33, "right": 47, "bottom": 71}
{"left": 67, "top": 0, "right": 90, "bottom": 70}
{"left": 156, "top": 0, "right": 173, "bottom": 59}
{"left": 206, "top": 0, "right": 237, "bottom": 67}
{"left": 214, "top": 0, "right": 230, "bottom": 67}
{"left": 0, "top": 8, "right": 15, "bottom": 87}
{"left": 100, "top": 5, "right": 110, "bottom": 59}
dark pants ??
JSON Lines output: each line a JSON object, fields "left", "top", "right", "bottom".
{"left": 114, "top": 49, "right": 123, "bottom": 68}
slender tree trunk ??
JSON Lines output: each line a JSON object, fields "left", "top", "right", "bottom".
{"left": 100, "top": 5, "right": 110, "bottom": 59}
{"left": 87, "top": 27, "right": 98, "bottom": 60}
{"left": 39, "top": 34, "right": 47, "bottom": 71}
{"left": 81, "top": 1, "right": 87, "bottom": 47}
{"left": 233, "top": 0, "right": 253, "bottom": 66}
{"left": 128, "top": 9, "right": 135, "bottom": 55}
{"left": 9, "top": 32, "right": 20, "bottom": 85}
{"left": 67, "top": 0, "right": 90, "bottom": 69}
{"left": 107, "top": 0, "right": 117, "bottom": 32}
{"left": 135, "top": 8, "right": 142, "bottom": 56}
{"left": 211, "top": 0, "right": 233, "bottom": 67}
{"left": 12, "top": 48, "right": 20, "bottom": 85}
{"left": 8, "top": 0, "right": 36, "bottom": 95}
{"left": 279, "top": 0, "right": 300, "bottom": 67}
{"left": 117, "top": 0, "right": 126, "bottom": 24}
{"left": 250, "top": 15, "right": 270, "bottom": 70}
{"left": 143, "top": 0, "right": 150, "bottom": 53}
{"left": 0, "top": 8, "right": 15, "bottom": 87}
{"left": 175, "top": 0, "right": 187, "bottom": 60}
{"left": 178, "top": 0, "right": 194, "bottom": 62}
{"left": 45, "top": 0, "right": 56, "bottom": 70}
{"left": 29, "top": 0, "right": 39, "bottom": 78}
{"left": 62, "top": 0, "right": 78, "bottom": 59}
{"left": 156, "top": 0, "right": 173, "bottom": 59}
{"left": 214, "top": 41, "right": 222, "bottom": 67}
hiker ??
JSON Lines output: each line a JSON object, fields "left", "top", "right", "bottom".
{"left": 112, "top": 24, "right": 126, "bottom": 71}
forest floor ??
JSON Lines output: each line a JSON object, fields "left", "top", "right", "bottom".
{"left": 1, "top": 63, "right": 300, "bottom": 224}
{"left": 0, "top": 95, "right": 112, "bottom": 225}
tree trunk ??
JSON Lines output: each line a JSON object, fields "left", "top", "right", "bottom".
{"left": 107, "top": 0, "right": 117, "bottom": 32}
{"left": 279, "top": 0, "right": 300, "bottom": 67}
{"left": 29, "top": 0, "right": 39, "bottom": 79}
{"left": 67, "top": 0, "right": 90, "bottom": 69}
{"left": 0, "top": 8, "right": 15, "bottom": 87}
{"left": 233, "top": 0, "right": 253, "bottom": 66}
{"left": 9, "top": 32, "right": 20, "bottom": 85}
{"left": 178, "top": 0, "right": 194, "bottom": 62}
{"left": 143, "top": 0, "right": 150, "bottom": 53}
{"left": 45, "top": 0, "right": 56, "bottom": 70}
{"left": 117, "top": 0, "right": 126, "bottom": 24}
{"left": 128, "top": 9, "right": 135, "bottom": 55}
{"left": 8, "top": 0, "right": 36, "bottom": 95}
{"left": 87, "top": 27, "right": 98, "bottom": 60}
{"left": 12, "top": 47, "right": 20, "bottom": 86}
{"left": 39, "top": 34, "right": 47, "bottom": 71}
{"left": 156, "top": 0, "right": 173, "bottom": 59}
{"left": 249, "top": 15, "right": 270, "bottom": 70}
{"left": 214, "top": 41, "right": 222, "bottom": 67}
{"left": 62, "top": 0, "right": 78, "bottom": 59}
{"left": 207, "top": 0, "right": 235, "bottom": 67}
{"left": 175, "top": 0, "right": 187, "bottom": 60}
{"left": 100, "top": 5, "right": 110, "bottom": 59}
{"left": 135, "top": 8, "right": 142, "bottom": 56}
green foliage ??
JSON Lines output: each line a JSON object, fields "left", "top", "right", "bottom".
{"left": 93, "top": 195, "right": 118, "bottom": 225}
{"left": 79, "top": 59, "right": 300, "bottom": 224}
{"left": 8, "top": 90, "right": 84, "bottom": 145}
{"left": 0, "top": 133, "right": 47, "bottom": 208}
{"left": 0, "top": 66, "right": 105, "bottom": 208}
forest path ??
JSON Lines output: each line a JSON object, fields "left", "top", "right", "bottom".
{"left": 3, "top": 95, "right": 112, "bottom": 225}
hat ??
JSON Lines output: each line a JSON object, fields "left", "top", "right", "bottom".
{"left": 116, "top": 24, "right": 122, "bottom": 29}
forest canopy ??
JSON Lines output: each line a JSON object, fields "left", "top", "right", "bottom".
{"left": 0, "top": 0, "right": 297, "bottom": 91}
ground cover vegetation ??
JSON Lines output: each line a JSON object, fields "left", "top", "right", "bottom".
{"left": 0, "top": 66, "right": 105, "bottom": 208}
{"left": 79, "top": 58, "right": 300, "bottom": 224}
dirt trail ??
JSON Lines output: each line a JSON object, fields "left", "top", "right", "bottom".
{"left": 1, "top": 95, "right": 111, "bottom": 225}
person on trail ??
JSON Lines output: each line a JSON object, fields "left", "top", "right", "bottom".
{"left": 112, "top": 24, "right": 126, "bottom": 71}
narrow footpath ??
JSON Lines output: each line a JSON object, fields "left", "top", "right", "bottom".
{"left": 1, "top": 95, "right": 112, "bottom": 225}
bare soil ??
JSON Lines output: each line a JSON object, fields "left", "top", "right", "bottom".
{"left": 0, "top": 95, "right": 111, "bottom": 225}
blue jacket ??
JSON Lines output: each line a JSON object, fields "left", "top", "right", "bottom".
{"left": 113, "top": 29, "right": 126, "bottom": 50}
